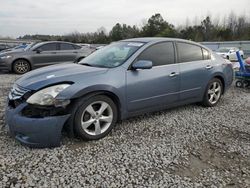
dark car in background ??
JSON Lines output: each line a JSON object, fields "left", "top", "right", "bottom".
{"left": 0, "top": 44, "right": 12, "bottom": 52}
{"left": 5, "top": 37, "right": 233, "bottom": 148}
{"left": 0, "top": 41, "right": 93, "bottom": 74}
{"left": 0, "top": 43, "right": 29, "bottom": 53}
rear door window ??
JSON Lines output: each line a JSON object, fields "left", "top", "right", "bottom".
{"left": 60, "top": 43, "right": 75, "bottom": 50}
{"left": 177, "top": 42, "right": 203, "bottom": 63}
{"left": 138, "top": 42, "right": 175, "bottom": 66}
{"left": 73, "top": 45, "right": 82, "bottom": 49}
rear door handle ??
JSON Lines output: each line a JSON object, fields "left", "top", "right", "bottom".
{"left": 169, "top": 72, "right": 179, "bottom": 77}
{"left": 206, "top": 65, "right": 213, "bottom": 70}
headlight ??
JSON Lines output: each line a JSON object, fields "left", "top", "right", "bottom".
{"left": 0, "top": 55, "right": 12, "bottom": 59}
{"left": 27, "top": 84, "right": 71, "bottom": 106}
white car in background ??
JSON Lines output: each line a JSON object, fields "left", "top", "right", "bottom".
{"left": 216, "top": 47, "right": 244, "bottom": 61}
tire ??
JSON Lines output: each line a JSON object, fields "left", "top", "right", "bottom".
{"left": 74, "top": 95, "right": 118, "bottom": 140}
{"left": 236, "top": 80, "right": 243, "bottom": 88}
{"left": 202, "top": 78, "right": 223, "bottom": 107}
{"left": 13, "top": 59, "right": 31, "bottom": 74}
{"left": 243, "top": 80, "right": 249, "bottom": 88}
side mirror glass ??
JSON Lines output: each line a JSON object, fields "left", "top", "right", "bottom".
{"left": 132, "top": 60, "right": 153, "bottom": 70}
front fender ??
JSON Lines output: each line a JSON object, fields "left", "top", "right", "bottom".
{"left": 72, "top": 84, "right": 123, "bottom": 99}
{"left": 58, "top": 84, "right": 125, "bottom": 110}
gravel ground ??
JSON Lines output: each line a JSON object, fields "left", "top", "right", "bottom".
{"left": 0, "top": 72, "right": 250, "bottom": 187}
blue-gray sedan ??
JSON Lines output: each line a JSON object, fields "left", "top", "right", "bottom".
{"left": 5, "top": 38, "right": 233, "bottom": 148}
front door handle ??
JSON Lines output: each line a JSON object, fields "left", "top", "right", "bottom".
{"left": 206, "top": 65, "right": 213, "bottom": 70}
{"left": 169, "top": 72, "right": 179, "bottom": 77}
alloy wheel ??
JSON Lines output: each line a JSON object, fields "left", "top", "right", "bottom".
{"left": 208, "top": 82, "right": 221, "bottom": 104}
{"left": 14, "top": 61, "right": 30, "bottom": 74}
{"left": 80, "top": 101, "right": 113, "bottom": 136}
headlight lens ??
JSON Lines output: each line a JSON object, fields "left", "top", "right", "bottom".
{"left": 0, "top": 55, "right": 12, "bottom": 59}
{"left": 27, "top": 84, "right": 70, "bottom": 106}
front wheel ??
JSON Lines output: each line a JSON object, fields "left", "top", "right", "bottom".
{"left": 74, "top": 95, "right": 118, "bottom": 140}
{"left": 202, "top": 78, "right": 223, "bottom": 107}
{"left": 13, "top": 59, "right": 31, "bottom": 74}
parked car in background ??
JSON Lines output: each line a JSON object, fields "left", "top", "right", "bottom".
{"left": 5, "top": 37, "right": 233, "bottom": 148}
{"left": 0, "top": 43, "right": 29, "bottom": 53}
{"left": 0, "top": 41, "right": 93, "bottom": 74}
{"left": 216, "top": 47, "right": 244, "bottom": 61}
{"left": 0, "top": 44, "right": 12, "bottom": 52}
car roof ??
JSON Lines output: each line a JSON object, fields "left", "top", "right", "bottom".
{"left": 37, "top": 41, "right": 79, "bottom": 46}
{"left": 121, "top": 37, "right": 210, "bottom": 50}
{"left": 122, "top": 37, "right": 195, "bottom": 43}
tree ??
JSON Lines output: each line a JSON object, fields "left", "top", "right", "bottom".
{"left": 109, "top": 23, "right": 123, "bottom": 41}
{"left": 201, "top": 16, "right": 214, "bottom": 41}
{"left": 141, "top": 13, "right": 169, "bottom": 37}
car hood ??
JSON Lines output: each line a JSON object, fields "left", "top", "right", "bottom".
{"left": 16, "top": 63, "right": 108, "bottom": 90}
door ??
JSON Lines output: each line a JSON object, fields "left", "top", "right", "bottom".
{"left": 126, "top": 42, "right": 180, "bottom": 112}
{"left": 31, "top": 43, "right": 61, "bottom": 67}
{"left": 57, "top": 43, "right": 79, "bottom": 63}
{"left": 176, "top": 42, "right": 212, "bottom": 100}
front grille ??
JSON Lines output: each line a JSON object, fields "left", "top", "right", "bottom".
{"left": 9, "top": 84, "right": 30, "bottom": 100}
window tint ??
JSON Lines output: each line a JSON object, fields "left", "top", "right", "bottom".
{"left": 73, "top": 45, "right": 81, "bottom": 49}
{"left": 202, "top": 48, "right": 211, "bottom": 60}
{"left": 138, "top": 42, "right": 175, "bottom": 66}
{"left": 38, "top": 43, "right": 57, "bottom": 51}
{"left": 60, "top": 43, "right": 75, "bottom": 50}
{"left": 177, "top": 42, "right": 203, "bottom": 62}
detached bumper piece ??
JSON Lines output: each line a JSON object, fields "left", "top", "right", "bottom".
{"left": 5, "top": 103, "right": 70, "bottom": 148}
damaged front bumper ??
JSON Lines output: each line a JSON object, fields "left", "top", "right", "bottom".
{"left": 5, "top": 102, "right": 70, "bottom": 148}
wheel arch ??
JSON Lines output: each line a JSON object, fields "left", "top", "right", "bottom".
{"left": 76, "top": 90, "right": 122, "bottom": 120}
{"left": 65, "top": 89, "right": 123, "bottom": 138}
{"left": 213, "top": 75, "right": 225, "bottom": 94}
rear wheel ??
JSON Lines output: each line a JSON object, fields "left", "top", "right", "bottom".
{"left": 202, "top": 78, "right": 223, "bottom": 107}
{"left": 13, "top": 59, "right": 30, "bottom": 74}
{"left": 74, "top": 95, "right": 118, "bottom": 140}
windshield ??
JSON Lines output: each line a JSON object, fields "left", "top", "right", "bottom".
{"left": 24, "top": 42, "right": 38, "bottom": 51}
{"left": 216, "top": 48, "right": 229, "bottom": 53}
{"left": 79, "top": 41, "right": 145, "bottom": 68}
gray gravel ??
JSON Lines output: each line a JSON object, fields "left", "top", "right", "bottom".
{"left": 0, "top": 72, "right": 250, "bottom": 187}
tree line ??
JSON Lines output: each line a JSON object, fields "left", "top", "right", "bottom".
{"left": 18, "top": 12, "right": 250, "bottom": 44}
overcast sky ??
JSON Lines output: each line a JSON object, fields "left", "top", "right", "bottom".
{"left": 0, "top": 0, "right": 249, "bottom": 38}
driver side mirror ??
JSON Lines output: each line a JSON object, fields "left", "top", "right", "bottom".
{"left": 132, "top": 60, "right": 153, "bottom": 70}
